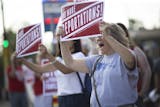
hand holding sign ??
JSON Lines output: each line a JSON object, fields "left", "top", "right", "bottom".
{"left": 38, "top": 44, "right": 48, "bottom": 56}
{"left": 38, "top": 44, "right": 54, "bottom": 60}
{"left": 56, "top": 26, "right": 65, "bottom": 41}
{"left": 99, "top": 21, "right": 111, "bottom": 37}
{"left": 99, "top": 21, "right": 110, "bottom": 32}
{"left": 38, "top": 44, "right": 57, "bottom": 63}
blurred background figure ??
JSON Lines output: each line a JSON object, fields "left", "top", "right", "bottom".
{"left": 33, "top": 53, "right": 56, "bottom": 107}
{"left": 144, "top": 48, "right": 160, "bottom": 107}
{"left": 21, "top": 39, "right": 91, "bottom": 107}
{"left": 22, "top": 57, "right": 35, "bottom": 107}
{"left": 117, "top": 23, "right": 152, "bottom": 107}
{"left": 32, "top": 73, "right": 43, "bottom": 107}
{"left": 6, "top": 52, "right": 28, "bottom": 107}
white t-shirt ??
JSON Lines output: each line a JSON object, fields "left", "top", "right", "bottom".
{"left": 41, "top": 59, "right": 57, "bottom": 96}
{"left": 54, "top": 52, "right": 86, "bottom": 96}
{"left": 22, "top": 64, "right": 35, "bottom": 84}
{"left": 86, "top": 53, "right": 138, "bottom": 107}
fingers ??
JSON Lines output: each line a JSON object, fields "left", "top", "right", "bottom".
{"left": 39, "top": 44, "right": 46, "bottom": 51}
{"left": 57, "top": 26, "right": 64, "bottom": 35}
{"left": 99, "top": 21, "right": 110, "bottom": 32}
{"left": 16, "top": 57, "right": 24, "bottom": 63}
{"left": 99, "top": 21, "right": 112, "bottom": 38}
{"left": 38, "top": 44, "right": 48, "bottom": 56}
{"left": 56, "top": 26, "right": 65, "bottom": 41}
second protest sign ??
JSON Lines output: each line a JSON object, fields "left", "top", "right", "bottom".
{"left": 61, "top": 1, "right": 104, "bottom": 41}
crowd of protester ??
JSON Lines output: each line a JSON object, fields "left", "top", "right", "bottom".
{"left": 2, "top": 20, "right": 159, "bottom": 107}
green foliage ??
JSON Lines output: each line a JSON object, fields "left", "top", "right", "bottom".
{"left": 5, "top": 29, "right": 16, "bottom": 52}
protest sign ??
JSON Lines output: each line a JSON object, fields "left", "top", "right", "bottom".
{"left": 16, "top": 24, "right": 42, "bottom": 57}
{"left": 60, "top": 1, "right": 104, "bottom": 41}
{"left": 41, "top": 59, "right": 57, "bottom": 96}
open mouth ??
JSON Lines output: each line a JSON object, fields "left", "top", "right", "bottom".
{"left": 98, "top": 43, "right": 104, "bottom": 48}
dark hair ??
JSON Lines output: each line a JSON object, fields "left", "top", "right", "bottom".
{"left": 117, "top": 22, "right": 135, "bottom": 49}
{"left": 73, "top": 39, "right": 82, "bottom": 53}
{"left": 55, "top": 39, "right": 82, "bottom": 57}
{"left": 117, "top": 23, "right": 130, "bottom": 38}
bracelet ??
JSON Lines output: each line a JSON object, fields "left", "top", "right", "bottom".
{"left": 51, "top": 59, "right": 57, "bottom": 65}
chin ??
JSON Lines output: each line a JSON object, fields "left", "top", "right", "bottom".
{"left": 99, "top": 50, "right": 105, "bottom": 55}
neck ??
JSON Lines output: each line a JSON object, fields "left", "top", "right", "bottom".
{"left": 105, "top": 50, "right": 115, "bottom": 55}
{"left": 99, "top": 49, "right": 115, "bottom": 55}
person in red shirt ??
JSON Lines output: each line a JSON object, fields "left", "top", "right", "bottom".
{"left": 7, "top": 52, "right": 28, "bottom": 107}
{"left": 32, "top": 74, "right": 43, "bottom": 107}
{"left": 33, "top": 76, "right": 43, "bottom": 97}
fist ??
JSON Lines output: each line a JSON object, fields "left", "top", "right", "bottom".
{"left": 38, "top": 44, "right": 48, "bottom": 55}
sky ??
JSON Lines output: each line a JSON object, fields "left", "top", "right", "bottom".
{"left": 0, "top": 0, "right": 160, "bottom": 31}
{"left": 0, "top": 0, "right": 160, "bottom": 50}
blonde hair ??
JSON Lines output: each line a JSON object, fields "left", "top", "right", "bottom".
{"left": 104, "top": 23, "right": 129, "bottom": 47}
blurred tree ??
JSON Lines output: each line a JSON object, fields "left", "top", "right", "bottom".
{"left": 0, "top": 55, "right": 4, "bottom": 99}
{"left": 128, "top": 18, "right": 145, "bottom": 30}
{"left": 4, "top": 29, "right": 16, "bottom": 53}
{"left": 0, "top": 29, "right": 16, "bottom": 98}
